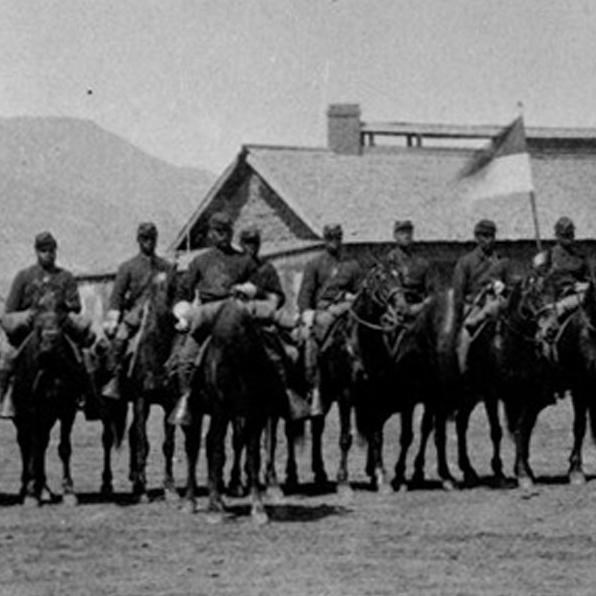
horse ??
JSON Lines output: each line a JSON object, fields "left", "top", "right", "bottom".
{"left": 98, "top": 276, "right": 179, "bottom": 502}
{"left": 527, "top": 278, "right": 596, "bottom": 486}
{"left": 452, "top": 276, "right": 551, "bottom": 488}
{"left": 10, "top": 294, "right": 87, "bottom": 506}
{"left": 180, "top": 298, "right": 282, "bottom": 523}
{"left": 352, "top": 262, "right": 461, "bottom": 492}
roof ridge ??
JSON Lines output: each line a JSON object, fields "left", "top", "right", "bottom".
{"left": 244, "top": 143, "right": 328, "bottom": 153}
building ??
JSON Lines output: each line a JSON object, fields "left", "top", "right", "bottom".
{"left": 171, "top": 104, "right": 596, "bottom": 313}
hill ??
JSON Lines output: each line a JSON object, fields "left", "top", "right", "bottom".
{"left": 0, "top": 116, "right": 215, "bottom": 297}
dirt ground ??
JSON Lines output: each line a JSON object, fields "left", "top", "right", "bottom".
{"left": 0, "top": 399, "right": 596, "bottom": 595}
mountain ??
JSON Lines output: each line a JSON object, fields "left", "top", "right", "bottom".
{"left": 0, "top": 116, "right": 215, "bottom": 297}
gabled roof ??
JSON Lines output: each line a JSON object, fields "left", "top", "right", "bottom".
{"left": 172, "top": 142, "right": 596, "bottom": 249}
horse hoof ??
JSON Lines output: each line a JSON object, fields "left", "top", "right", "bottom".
{"left": 41, "top": 486, "right": 55, "bottom": 503}
{"left": 337, "top": 483, "right": 353, "bottom": 502}
{"left": 378, "top": 482, "right": 393, "bottom": 496}
{"left": 62, "top": 493, "right": 78, "bottom": 507}
{"left": 163, "top": 486, "right": 179, "bottom": 504}
{"left": 390, "top": 477, "right": 406, "bottom": 492}
{"left": 493, "top": 475, "right": 510, "bottom": 490}
{"left": 265, "top": 485, "right": 285, "bottom": 504}
{"left": 314, "top": 473, "right": 329, "bottom": 488}
{"left": 205, "top": 511, "right": 225, "bottom": 525}
{"left": 411, "top": 472, "right": 425, "bottom": 487}
{"left": 100, "top": 483, "right": 114, "bottom": 498}
{"left": 284, "top": 477, "right": 299, "bottom": 494}
{"left": 22, "top": 495, "right": 40, "bottom": 508}
{"left": 181, "top": 500, "right": 196, "bottom": 515}
{"left": 252, "top": 509, "right": 269, "bottom": 526}
{"left": 227, "top": 483, "right": 247, "bottom": 499}
{"left": 518, "top": 476, "right": 534, "bottom": 491}
{"left": 462, "top": 471, "right": 480, "bottom": 487}
{"left": 569, "top": 470, "right": 586, "bottom": 486}
{"left": 442, "top": 478, "right": 456, "bottom": 492}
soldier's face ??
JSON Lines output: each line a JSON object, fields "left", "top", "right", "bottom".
{"left": 241, "top": 240, "right": 259, "bottom": 258}
{"left": 138, "top": 235, "right": 157, "bottom": 255}
{"left": 394, "top": 230, "right": 413, "bottom": 248}
{"left": 556, "top": 231, "right": 574, "bottom": 248}
{"left": 209, "top": 227, "right": 232, "bottom": 250}
{"left": 476, "top": 232, "right": 496, "bottom": 253}
{"left": 325, "top": 236, "right": 342, "bottom": 255}
{"left": 36, "top": 247, "right": 56, "bottom": 269}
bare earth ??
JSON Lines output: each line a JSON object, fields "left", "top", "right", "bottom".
{"left": 0, "top": 400, "right": 595, "bottom": 596}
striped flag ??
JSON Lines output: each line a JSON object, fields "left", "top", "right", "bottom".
{"left": 459, "top": 116, "right": 534, "bottom": 199}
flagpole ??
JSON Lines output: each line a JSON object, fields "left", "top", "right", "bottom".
{"left": 517, "top": 102, "right": 542, "bottom": 252}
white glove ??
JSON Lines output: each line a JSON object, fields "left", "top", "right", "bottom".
{"left": 232, "top": 282, "right": 258, "bottom": 300}
{"left": 102, "top": 309, "right": 120, "bottom": 337}
{"left": 301, "top": 309, "right": 316, "bottom": 328}
{"left": 493, "top": 280, "right": 505, "bottom": 296}
{"left": 173, "top": 301, "right": 192, "bottom": 332}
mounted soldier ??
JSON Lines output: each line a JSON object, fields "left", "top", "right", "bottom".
{"left": 0, "top": 232, "right": 94, "bottom": 414}
{"left": 297, "top": 223, "right": 361, "bottom": 411}
{"left": 452, "top": 219, "right": 513, "bottom": 373}
{"left": 384, "top": 219, "right": 435, "bottom": 320}
{"left": 170, "top": 212, "right": 260, "bottom": 424}
{"left": 102, "top": 222, "right": 177, "bottom": 399}
{"left": 533, "top": 216, "right": 591, "bottom": 351}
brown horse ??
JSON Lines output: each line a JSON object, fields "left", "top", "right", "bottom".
{"left": 352, "top": 262, "right": 461, "bottom": 492}
{"left": 98, "top": 278, "right": 179, "bottom": 502}
{"left": 11, "top": 298, "right": 86, "bottom": 506}
{"left": 180, "top": 298, "right": 282, "bottom": 523}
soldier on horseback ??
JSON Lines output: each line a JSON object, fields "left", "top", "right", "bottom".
{"left": 533, "top": 216, "right": 591, "bottom": 353}
{"left": 102, "top": 222, "right": 177, "bottom": 399}
{"left": 453, "top": 219, "right": 513, "bottom": 373}
{"left": 0, "top": 231, "right": 94, "bottom": 412}
{"left": 297, "top": 224, "right": 361, "bottom": 410}
{"left": 171, "top": 212, "right": 259, "bottom": 423}
{"left": 384, "top": 219, "right": 434, "bottom": 319}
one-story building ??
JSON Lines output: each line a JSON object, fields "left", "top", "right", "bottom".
{"left": 170, "top": 104, "right": 596, "bottom": 314}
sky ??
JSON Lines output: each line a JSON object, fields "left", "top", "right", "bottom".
{"left": 2, "top": 0, "right": 596, "bottom": 173}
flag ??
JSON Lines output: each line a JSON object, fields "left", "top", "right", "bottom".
{"left": 458, "top": 116, "right": 534, "bottom": 199}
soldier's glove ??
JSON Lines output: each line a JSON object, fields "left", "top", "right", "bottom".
{"left": 172, "top": 301, "right": 192, "bottom": 332}
{"left": 232, "top": 282, "right": 258, "bottom": 300}
{"left": 301, "top": 309, "right": 316, "bottom": 329}
{"left": 102, "top": 309, "right": 120, "bottom": 338}
{"left": 493, "top": 280, "right": 505, "bottom": 296}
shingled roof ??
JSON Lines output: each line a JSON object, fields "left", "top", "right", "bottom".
{"left": 173, "top": 142, "right": 596, "bottom": 250}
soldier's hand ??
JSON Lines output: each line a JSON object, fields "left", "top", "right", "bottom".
{"left": 24, "top": 309, "right": 35, "bottom": 325}
{"left": 172, "top": 301, "right": 192, "bottom": 333}
{"left": 102, "top": 309, "right": 120, "bottom": 338}
{"left": 232, "top": 282, "right": 258, "bottom": 300}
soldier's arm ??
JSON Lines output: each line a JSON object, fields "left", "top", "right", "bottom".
{"left": 175, "top": 258, "right": 200, "bottom": 304}
{"left": 297, "top": 260, "right": 317, "bottom": 312}
{"left": 4, "top": 270, "right": 26, "bottom": 313}
{"left": 108, "top": 263, "right": 130, "bottom": 312}
{"left": 63, "top": 271, "right": 82, "bottom": 313}
{"left": 451, "top": 257, "right": 468, "bottom": 314}
{"left": 258, "top": 263, "right": 286, "bottom": 308}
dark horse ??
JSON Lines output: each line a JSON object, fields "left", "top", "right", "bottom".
{"left": 454, "top": 277, "right": 553, "bottom": 488}
{"left": 513, "top": 278, "right": 596, "bottom": 487}
{"left": 352, "top": 262, "right": 461, "bottom": 492}
{"left": 11, "top": 295, "right": 86, "bottom": 506}
{"left": 98, "top": 278, "right": 179, "bottom": 502}
{"left": 180, "top": 298, "right": 282, "bottom": 523}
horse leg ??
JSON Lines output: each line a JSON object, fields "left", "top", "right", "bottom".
{"left": 371, "top": 424, "right": 390, "bottom": 494}
{"left": 162, "top": 407, "right": 178, "bottom": 502}
{"left": 181, "top": 413, "right": 202, "bottom": 514}
{"left": 99, "top": 417, "right": 114, "bottom": 495}
{"left": 228, "top": 417, "right": 247, "bottom": 498}
{"left": 30, "top": 417, "right": 53, "bottom": 505}
{"left": 569, "top": 390, "right": 587, "bottom": 485}
{"left": 434, "top": 410, "right": 456, "bottom": 490}
{"left": 284, "top": 420, "right": 299, "bottom": 492}
{"left": 311, "top": 415, "right": 328, "bottom": 486}
{"left": 456, "top": 402, "right": 479, "bottom": 486}
{"left": 58, "top": 408, "right": 78, "bottom": 506}
{"left": 392, "top": 406, "right": 414, "bottom": 492}
{"left": 247, "top": 420, "right": 269, "bottom": 525}
{"left": 412, "top": 407, "right": 434, "bottom": 485}
{"left": 513, "top": 401, "right": 541, "bottom": 489}
{"left": 130, "top": 395, "right": 151, "bottom": 503}
{"left": 264, "top": 416, "right": 284, "bottom": 502}
{"left": 485, "top": 397, "right": 506, "bottom": 486}
{"left": 336, "top": 393, "right": 353, "bottom": 498}
{"left": 206, "top": 409, "right": 228, "bottom": 521}
{"left": 15, "top": 419, "right": 35, "bottom": 504}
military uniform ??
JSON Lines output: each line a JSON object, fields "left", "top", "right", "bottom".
{"left": 298, "top": 252, "right": 361, "bottom": 312}
{"left": 541, "top": 244, "right": 589, "bottom": 300}
{"left": 102, "top": 223, "right": 177, "bottom": 399}
{"left": 385, "top": 245, "right": 433, "bottom": 304}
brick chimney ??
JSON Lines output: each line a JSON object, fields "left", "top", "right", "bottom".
{"left": 327, "top": 104, "right": 362, "bottom": 155}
